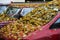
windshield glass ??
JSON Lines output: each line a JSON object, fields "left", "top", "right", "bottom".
{"left": 50, "top": 18, "right": 60, "bottom": 29}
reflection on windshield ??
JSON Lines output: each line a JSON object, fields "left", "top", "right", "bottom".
{"left": 0, "top": 6, "right": 8, "bottom": 13}
{"left": 55, "top": 18, "right": 60, "bottom": 23}
{"left": 20, "top": 8, "right": 34, "bottom": 16}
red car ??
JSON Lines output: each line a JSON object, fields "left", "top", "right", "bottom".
{"left": 23, "top": 12, "right": 60, "bottom": 40}
{"left": 0, "top": 12, "right": 60, "bottom": 40}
